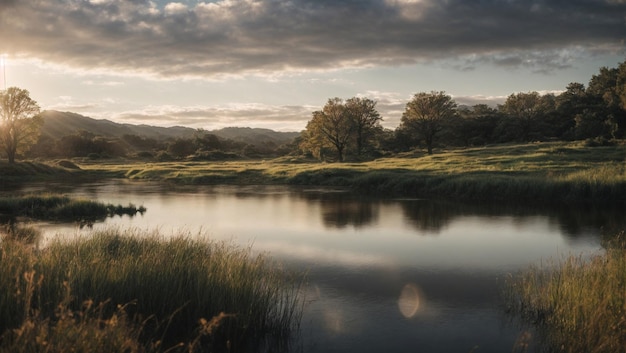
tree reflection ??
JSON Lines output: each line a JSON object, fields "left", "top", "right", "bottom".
{"left": 400, "top": 199, "right": 626, "bottom": 240}
{"left": 298, "top": 191, "right": 378, "bottom": 229}
{"left": 400, "top": 200, "right": 456, "bottom": 232}
{"left": 320, "top": 199, "right": 377, "bottom": 229}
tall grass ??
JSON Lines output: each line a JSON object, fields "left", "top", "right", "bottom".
{"left": 0, "top": 229, "right": 303, "bottom": 352}
{"left": 0, "top": 194, "right": 146, "bottom": 222}
{"left": 505, "top": 231, "right": 626, "bottom": 353}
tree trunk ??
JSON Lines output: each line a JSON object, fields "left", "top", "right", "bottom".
{"left": 337, "top": 146, "right": 344, "bottom": 162}
{"left": 426, "top": 134, "right": 434, "bottom": 155}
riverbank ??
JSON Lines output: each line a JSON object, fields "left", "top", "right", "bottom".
{"left": 0, "top": 229, "right": 303, "bottom": 352}
{"left": 505, "top": 231, "right": 626, "bottom": 353}
{"left": 2, "top": 141, "right": 625, "bottom": 205}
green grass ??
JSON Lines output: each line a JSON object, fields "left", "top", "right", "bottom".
{"left": 0, "top": 229, "right": 303, "bottom": 352}
{"left": 76, "top": 141, "right": 626, "bottom": 204}
{"left": 2, "top": 142, "right": 624, "bottom": 204}
{"left": 505, "top": 231, "right": 626, "bottom": 353}
{"left": 0, "top": 194, "right": 146, "bottom": 223}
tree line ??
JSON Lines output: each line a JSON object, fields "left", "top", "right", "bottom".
{"left": 298, "top": 59, "right": 626, "bottom": 161}
{"left": 26, "top": 129, "right": 293, "bottom": 161}
{"left": 0, "top": 59, "right": 625, "bottom": 164}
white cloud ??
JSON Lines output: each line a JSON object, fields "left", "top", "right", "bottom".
{"left": 164, "top": 2, "right": 188, "bottom": 15}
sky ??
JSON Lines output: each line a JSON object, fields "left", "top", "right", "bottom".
{"left": 0, "top": 0, "right": 624, "bottom": 132}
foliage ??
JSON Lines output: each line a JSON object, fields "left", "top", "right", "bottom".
{"left": 345, "top": 97, "right": 383, "bottom": 156}
{"left": 55, "top": 130, "right": 127, "bottom": 158}
{"left": 500, "top": 91, "right": 544, "bottom": 142}
{"left": 300, "top": 97, "right": 383, "bottom": 162}
{"left": 397, "top": 91, "right": 457, "bottom": 154}
{"left": 0, "top": 87, "right": 43, "bottom": 163}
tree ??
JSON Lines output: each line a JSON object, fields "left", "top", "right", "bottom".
{"left": 308, "top": 99, "right": 352, "bottom": 162}
{"left": 618, "top": 60, "right": 626, "bottom": 111}
{"left": 500, "top": 91, "right": 543, "bottom": 141}
{"left": 397, "top": 91, "right": 457, "bottom": 154}
{"left": 555, "top": 82, "right": 588, "bottom": 139}
{"left": 167, "top": 138, "right": 196, "bottom": 158}
{"left": 0, "top": 87, "right": 42, "bottom": 163}
{"left": 345, "top": 97, "right": 382, "bottom": 157}
{"left": 454, "top": 104, "right": 501, "bottom": 146}
{"left": 585, "top": 64, "right": 626, "bottom": 139}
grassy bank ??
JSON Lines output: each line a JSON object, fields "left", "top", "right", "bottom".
{"left": 505, "top": 232, "right": 626, "bottom": 353}
{"left": 0, "top": 194, "right": 145, "bottom": 223}
{"left": 2, "top": 141, "right": 624, "bottom": 204}
{"left": 78, "top": 141, "right": 626, "bottom": 204}
{"left": 0, "top": 229, "right": 303, "bottom": 352}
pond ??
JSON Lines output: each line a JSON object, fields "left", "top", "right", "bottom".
{"left": 9, "top": 179, "right": 623, "bottom": 353}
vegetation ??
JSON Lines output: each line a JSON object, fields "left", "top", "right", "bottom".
{"left": 398, "top": 91, "right": 457, "bottom": 155}
{"left": 71, "top": 141, "right": 625, "bottom": 205}
{"left": 0, "top": 194, "right": 145, "bottom": 224}
{"left": 300, "top": 97, "right": 383, "bottom": 161}
{"left": 9, "top": 59, "right": 620, "bottom": 164}
{"left": 0, "top": 229, "right": 303, "bottom": 352}
{"left": 505, "top": 231, "right": 626, "bottom": 353}
{"left": 0, "top": 87, "right": 42, "bottom": 164}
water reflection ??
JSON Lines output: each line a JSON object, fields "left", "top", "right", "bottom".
{"left": 3, "top": 180, "right": 623, "bottom": 353}
{"left": 8, "top": 181, "right": 624, "bottom": 241}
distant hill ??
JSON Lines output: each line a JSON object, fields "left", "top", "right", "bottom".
{"left": 39, "top": 110, "right": 300, "bottom": 146}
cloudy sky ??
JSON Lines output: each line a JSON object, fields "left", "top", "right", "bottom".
{"left": 0, "top": 0, "right": 624, "bottom": 131}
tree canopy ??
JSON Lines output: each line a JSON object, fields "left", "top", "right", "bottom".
{"left": 398, "top": 91, "right": 457, "bottom": 155}
{"left": 301, "top": 97, "right": 383, "bottom": 162}
{"left": 0, "top": 87, "right": 42, "bottom": 163}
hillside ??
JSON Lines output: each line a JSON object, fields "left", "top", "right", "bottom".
{"left": 39, "top": 110, "right": 300, "bottom": 146}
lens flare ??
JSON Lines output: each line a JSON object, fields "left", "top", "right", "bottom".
{"left": 398, "top": 283, "right": 422, "bottom": 318}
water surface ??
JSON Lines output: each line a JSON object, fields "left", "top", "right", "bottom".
{"left": 11, "top": 180, "right": 621, "bottom": 353}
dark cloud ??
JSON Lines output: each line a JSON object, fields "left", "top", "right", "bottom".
{"left": 1, "top": 0, "right": 624, "bottom": 78}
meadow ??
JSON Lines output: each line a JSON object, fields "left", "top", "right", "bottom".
{"left": 69, "top": 141, "right": 626, "bottom": 205}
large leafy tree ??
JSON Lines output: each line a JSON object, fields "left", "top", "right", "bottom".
{"left": 454, "top": 104, "right": 501, "bottom": 146}
{"left": 397, "top": 91, "right": 457, "bottom": 154}
{"left": 301, "top": 97, "right": 382, "bottom": 162}
{"left": 345, "top": 97, "right": 382, "bottom": 156}
{"left": 0, "top": 87, "right": 42, "bottom": 163}
{"left": 303, "top": 98, "right": 353, "bottom": 162}
{"left": 500, "top": 91, "right": 544, "bottom": 142}
{"left": 555, "top": 82, "right": 588, "bottom": 139}
{"left": 583, "top": 64, "right": 626, "bottom": 139}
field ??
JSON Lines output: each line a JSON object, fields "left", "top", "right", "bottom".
{"left": 66, "top": 141, "right": 626, "bottom": 204}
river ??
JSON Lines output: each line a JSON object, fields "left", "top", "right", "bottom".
{"left": 9, "top": 179, "right": 623, "bottom": 353}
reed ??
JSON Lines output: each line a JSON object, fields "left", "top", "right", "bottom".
{"left": 0, "top": 194, "right": 146, "bottom": 222}
{"left": 0, "top": 229, "right": 303, "bottom": 352}
{"left": 505, "top": 231, "right": 626, "bottom": 353}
